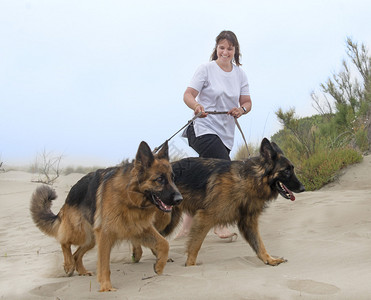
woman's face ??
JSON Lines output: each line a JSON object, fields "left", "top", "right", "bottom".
{"left": 216, "top": 39, "right": 235, "bottom": 64}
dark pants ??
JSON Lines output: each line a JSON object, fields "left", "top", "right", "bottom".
{"left": 186, "top": 124, "right": 231, "bottom": 161}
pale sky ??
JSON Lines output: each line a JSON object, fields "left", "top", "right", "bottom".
{"left": 1, "top": 0, "right": 371, "bottom": 167}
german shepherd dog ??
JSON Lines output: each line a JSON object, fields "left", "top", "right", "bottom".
{"left": 134, "top": 138, "right": 304, "bottom": 267}
{"left": 30, "top": 141, "right": 182, "bottom": 292}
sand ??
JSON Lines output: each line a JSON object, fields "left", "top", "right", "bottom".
{"left": 0, "top": 156, "right": 370, "bottom": 299}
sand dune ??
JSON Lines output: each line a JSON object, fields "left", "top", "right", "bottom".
{"left": 0, "top": 156, "right": 370, "bottom": 299}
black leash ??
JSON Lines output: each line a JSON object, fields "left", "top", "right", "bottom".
{"left": 153, "top": 111, "right": 251, "bottom": 158}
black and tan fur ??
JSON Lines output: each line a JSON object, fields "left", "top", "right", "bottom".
{"left": 135, "top": 138, "right": 305, "bottom": 267}
{"left": 30, "top": 141, "right": 182, "bottom": 292}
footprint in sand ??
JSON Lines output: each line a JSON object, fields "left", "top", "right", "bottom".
{"left": 29, "top": 281, "right": 71, "bottom": 297}
{"left": 287, "top": 279, "right": 340, "bottom": 295}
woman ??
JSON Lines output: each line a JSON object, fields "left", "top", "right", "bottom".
{"left": 177, "top": 30, "right": 252, "bottom": 240}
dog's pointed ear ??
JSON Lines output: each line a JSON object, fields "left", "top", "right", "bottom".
{"left": 156, "top": 141, "right": 169, "bottom": 161}
{"left": 260, "top": 138, "right": 277, "bottom": 161}
{"left": 271, "top": 142, "right": 284, "bottom": 155}
{"left": 135, "top": 141, "right": 154, "bottom": 169}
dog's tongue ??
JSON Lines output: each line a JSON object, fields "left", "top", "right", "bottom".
{"left": 158, "top": 197, "right": 173, "bottom": 211}
{"left": 283, "top": 184, "right": 295, "bottom": 201}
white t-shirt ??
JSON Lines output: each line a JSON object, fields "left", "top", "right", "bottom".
{"left": 189, "top": 61, "right": 250, "bottom": 150}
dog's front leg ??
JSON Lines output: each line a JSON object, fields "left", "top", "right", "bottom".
{"left": 139, "top": 226, "right": 169, "bottom": 275}
{"left": 95, "top": 229, "right": 117, "bottom": 292}
{"left": 238, "top": 216, "right": 286, "bottom": 266}
{"left": 186, "top": 211, "right": 213, "bottom": 266}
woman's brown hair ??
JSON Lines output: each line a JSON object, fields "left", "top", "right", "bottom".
{"left": 210, "top": 30, "right": 241, "bottom": 66}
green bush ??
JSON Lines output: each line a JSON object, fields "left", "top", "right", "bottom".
{"left": 297, "top": 148, "right": 362, "bottom": 191}
{"left": 355, "top": 127, "right": 369, "bottom": 152}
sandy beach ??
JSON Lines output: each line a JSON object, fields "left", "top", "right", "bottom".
{"left": 0, "top": 155, "right": 370, "bottom": 299}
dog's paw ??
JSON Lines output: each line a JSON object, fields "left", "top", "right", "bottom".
{"left": 78, "top": 271, "right": 93, "bottom": 276}
{"left": 132, "top": 247, "right": 143, "bottom": 263}
{"left": 153, "top": 262, "right": 165, "bottom": 275}
{"left": 64, "top": 264, "right": 75, "bottom": 277}
{"left": 99, "top": 282, "right": 117, "bottom": 292}
{"left": 99, "top": 287, "right": 117, "bottom": 292}
{"left": 265, "top": 256, "right": 287, "bottom": 266}
{"left": 185, "top": 258, "right": 197, "bottom": 267}
{"left": 132, "top": 253, "right": 142, "bottom": 263}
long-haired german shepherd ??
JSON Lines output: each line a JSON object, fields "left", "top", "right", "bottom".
{"left": 30, "top": 141, "right": 182, "bottom": 292}
{"left": 135, "top": 138, "right": 304, "bottom": 267}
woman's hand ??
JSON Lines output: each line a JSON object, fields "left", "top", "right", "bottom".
{"left": 228, "top": 107, "right": 245, "bottom": 118}
{"left": 194, "top": 103, "right": 208, "bottom": 118}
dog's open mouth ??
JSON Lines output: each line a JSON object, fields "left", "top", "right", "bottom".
{"left": 276, "top": 181, "right": 295, "bottom": 201}
{"left": 151, "top": 193, "right": 173, "bottom": 212}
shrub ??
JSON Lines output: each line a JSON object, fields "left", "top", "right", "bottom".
{"left": 31, "top": 149, "right": 63, "bottom": 185}
{"left": 297, "top": 147, "right": 362, "bottom": 191}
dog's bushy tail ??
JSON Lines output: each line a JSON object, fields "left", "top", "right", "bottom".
{"left": 160, "top": 206, "right": 183, "bottom": 237}
{"left": 30, "top": 185, "right": 60, "bottom": 237}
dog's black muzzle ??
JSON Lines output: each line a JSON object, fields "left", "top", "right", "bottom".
{"left": 148, "top": 189, "right": 183, "bottom": 212}
{"left": 172, "top": 191, "right": 183, "bottom": 205}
